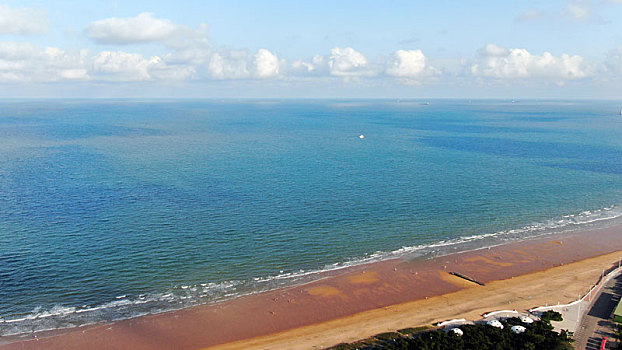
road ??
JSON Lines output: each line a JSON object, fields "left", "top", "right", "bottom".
{"left": 573, "top": 274, "right": 622, "bottom": 349}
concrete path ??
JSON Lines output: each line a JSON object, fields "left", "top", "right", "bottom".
{"left": 573, "top": 274, "right": 622, "bottom": 350}
{"left": 550, "top": 300, "right": 589, "bottom": 334}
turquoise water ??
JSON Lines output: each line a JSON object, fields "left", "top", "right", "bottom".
{"left": 1, "top": 99, "right": 621, "bottom": 335}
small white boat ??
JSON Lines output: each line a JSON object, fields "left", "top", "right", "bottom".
{"left": 359, "top": 134, "right": 365, "bottom": 139}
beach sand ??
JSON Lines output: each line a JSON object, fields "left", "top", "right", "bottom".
{"left": 1, "top": 224, "right": 621, "bottom": 350}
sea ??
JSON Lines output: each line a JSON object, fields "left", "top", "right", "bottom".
{"left": 1, "top": 99, "right": 621, "bottom": 336}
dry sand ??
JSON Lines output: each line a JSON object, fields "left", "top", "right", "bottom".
{"left": 2, "top": 224, "right": 621, "bottom": 350}
{"left": 210, "top": 251, "right": 621, "bottom": 350}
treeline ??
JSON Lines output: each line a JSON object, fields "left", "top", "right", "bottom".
{"left": 330, "top": 311, "right": 573, "bottom": 350}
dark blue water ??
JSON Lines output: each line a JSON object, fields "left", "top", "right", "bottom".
{"left": 1, "top": 99, "right": 621, "bottom": 335}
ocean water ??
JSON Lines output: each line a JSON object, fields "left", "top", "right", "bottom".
{"left": 1, "top": 99, "right": 621, "bottom": 335}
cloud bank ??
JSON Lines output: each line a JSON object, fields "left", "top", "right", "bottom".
{"left": 289, "top": 47, "right": 434, "bottom": 82}
{"left": 92, "top": 51, "right": 194, "bottom": 81}
{"left": 0, "top": 5, "right": 48, "bottom": 35}
{"left": 0, "top": 11, "right": 614, "bottom": 90}
{"left": 0, "top": 42, "right": 87, "bottom": 82}
{"left": 385, "top": 50, "right": 427, "bottom": 77}
{"left": 253, "top": 49, "right": 280, "bottom": 78}
{"left": 207, "top": 49, "right": 280, "bottom": 79}
{"left": 87, "top": 12, "right": 181, "bottom": 44}
{"left": 86, "top": 12, "right": 210, "bottom": 50}
{"left": 471, "top": 44, "right": 589, "bottom": 80}
{"left": 0, "top": 40, "right": 599, "bottom": 85}
{"left": 328, "top": 47, "right": 374, "bottom": 77}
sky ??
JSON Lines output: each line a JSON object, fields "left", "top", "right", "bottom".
{"left": 1, "top": 0, "right": 622, "bottom": 98}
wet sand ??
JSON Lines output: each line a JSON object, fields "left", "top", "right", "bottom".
{"left": 1, "top": 224, "right": 621, "bottom": 350}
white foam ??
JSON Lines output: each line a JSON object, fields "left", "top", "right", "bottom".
{"left": 1, "top": 306, "right": 77, "bottom": 323}
{"left": 245, "top": 205, "right": 622, "bottom": 286}
{"left": 3, "top": 205, "right": 620, "bottom": 337}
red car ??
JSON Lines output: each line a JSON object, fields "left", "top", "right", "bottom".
{"left": 600, "top": 336, "right": 607, "bottom": 350}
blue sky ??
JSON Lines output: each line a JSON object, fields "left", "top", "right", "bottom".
{"left": 1, "top": 0, "right": 622, "bottom": 98}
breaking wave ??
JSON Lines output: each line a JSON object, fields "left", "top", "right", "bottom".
{"left": 2, "top": 205, "right": 621, "bottom": 337}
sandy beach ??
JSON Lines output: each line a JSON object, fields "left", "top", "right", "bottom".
{"left": 2, "top": 224, "right": 621, "bottom": 350}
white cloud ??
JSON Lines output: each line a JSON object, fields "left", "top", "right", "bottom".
{"left": 207, "top": 49, "right": 280, "bottom": 79}
{"left": 86, "top": 13, "right": 210, "bottom": 75}
{"left": 288, "top": 55, "right": 328, "bottom": 76}
{"left": 603, "top": 46, "right": 622, "bottom": 75}
{"left": 92, "top": 51, "right": 152, "bottom": 81}
{"left": 86, "top": 12, "right": 209, "bottom": 49}
{"left": 252, "top": 49, "right": 279, "bottom": 78}
{"left": 0, "top": 42, "right": 39, "bottom": 60}
{"left": 515, "top": 1, "right": 610, "bottom": 24}
{"left": 289, "top": 48, "right": 436, "bottom": 83}
{"left": 471, "top": 44, "right": 588, "bottom": 80}
{"left": 328, "top": 47, "right": 375, "bottom": 77}
{"left": 92, "top": 51, "right": 194, "bottom": 81}
{"left": 563, "top": 2, "right": 591, "bottom": 21}
{"left": 286, "top": 47, "right": 376, "bottom": 78}
{"left": 164, "top": 23, "right": 210, "bottom": 50}
{"left": 2, "top": 32, "right": 611, "bottom": 89}
{"left": 290, "top": 59, "right": 313, "bottom": 73}
{"left": 87, "top": 13, "right": 176, "bottom": 44}
{"left": 0, "top": 41, "right": 197, "bottom": 83}
{"left": 162, "top": 48, "right": 210, "bottom": 69}
{"left": 515, "top": 9, "right": 545, "bottom": 21}
{"left": 0, "top": 5, "right": 48, "bottom": 35}
{"left": 385, "top": 50, "right": 426, "bottom": 77}
{"left": 207, "top": 51, "right": 250, "bottom": 79}
{"left": 143, "top": 57, "right": 195, "bottom": 81}
{"left": 0, "top": 42, "right": 88, "bottom": 82}
{"left": 559, "top": 0, "right": 605, "bottom": 23}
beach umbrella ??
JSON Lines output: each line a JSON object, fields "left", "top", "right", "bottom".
{"left": 511, "top": 325, "right": 526, "bottom": 334}
{"left": 486, "top": 320, "right": 504, "bottom": 329}
{"left": 450, "top": 328, "right": 464, "bottom": 336}
{"left": 519, "top": 315, "right": 534, "bottom": 324}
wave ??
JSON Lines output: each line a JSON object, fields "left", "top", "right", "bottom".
{"left": 2, "top": 205, "right": 621, "bottom": 337}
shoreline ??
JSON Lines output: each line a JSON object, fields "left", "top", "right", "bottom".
{"left": 1, "top": 224, "right": 621, "bottom": 349}
{"left": 210, "top": 251, "right": 622, "bottom": 350}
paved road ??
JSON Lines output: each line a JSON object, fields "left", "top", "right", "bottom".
{"left": 574, "top": 274, "right": 622, "bottom": 349}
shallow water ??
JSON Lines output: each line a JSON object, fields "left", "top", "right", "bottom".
{"left": 1, "top": 99, "right": 621, "bottom": 335}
